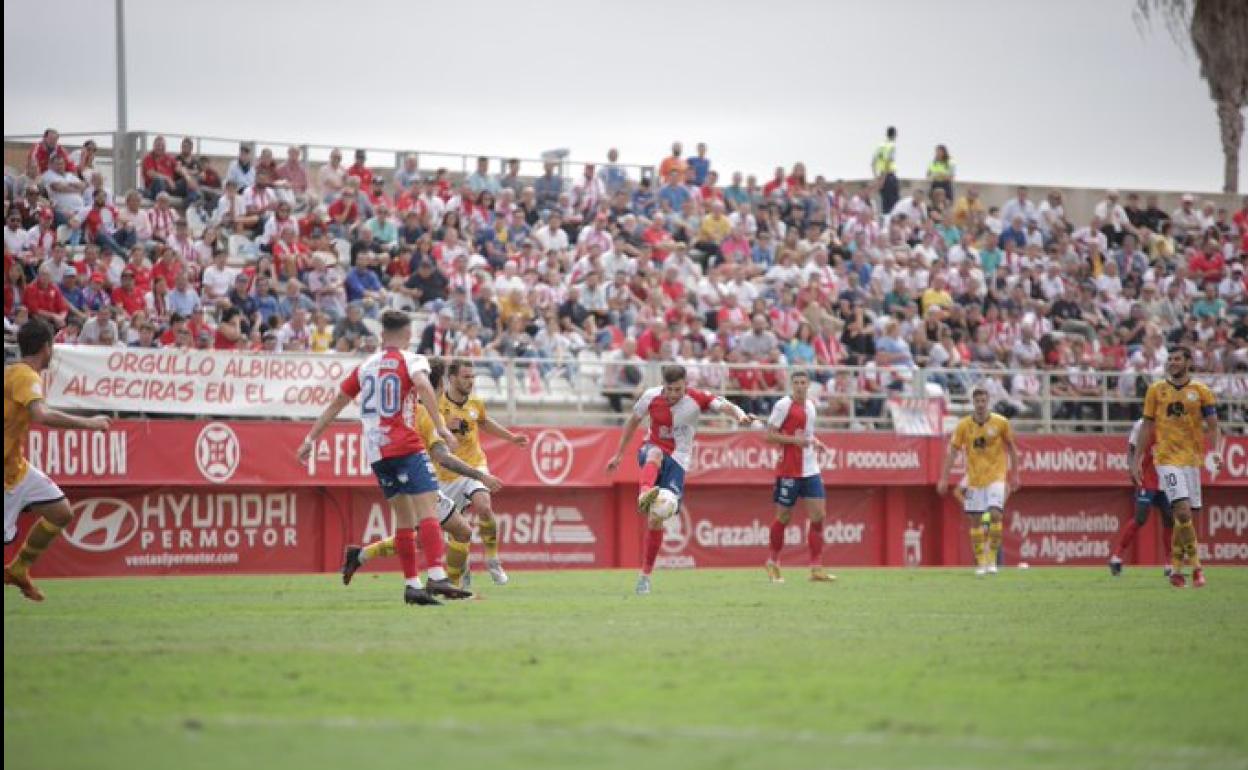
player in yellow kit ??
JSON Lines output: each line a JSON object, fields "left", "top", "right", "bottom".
{"left": 937, "top": 384, "right": 1021, "bottom": 576}
{"left": 5, "top": 319, "right": 112, "bottom": 601}
{"left": 431, "top": 359, "right": 528, "bottom": 587}
{"left": 1132, "top": 347, "right": 1222, "bottom": 589}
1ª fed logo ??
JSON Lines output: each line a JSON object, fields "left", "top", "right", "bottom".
{"left": 196, "top": 422, "right": 240, "bottom": 483}
{"left": 530, "top": 429, "right": 573, "bottom": 485}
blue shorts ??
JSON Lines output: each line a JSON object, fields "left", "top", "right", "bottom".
{"left": 1135, "top": 488, "right": 1170, "bottom": 510}
{"left": 638, "top": 444, "right": 686, "bottom": 499}
{"left": 371, "top": 452, "right": 440, "bottom": 500}
{"left": 773, "top": 474, "right": 826, "bottom": 507}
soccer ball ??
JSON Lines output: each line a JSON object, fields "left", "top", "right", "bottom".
{"left": 648, "top": 489, "right": 680, "bottom": 520}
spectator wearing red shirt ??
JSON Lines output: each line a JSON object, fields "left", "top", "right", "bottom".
{"left": 23, "top": 266, "right": 70, "bottom": 327}
{"left": 366, "top": 176, "right": 394, "bottom": 211}
{"left": 213, "top": 307, "right": 245, "bottom": 350}
{"left": 123, "top": 247, "right": 153, "bottom": 293}
{"left": 141, "top": 135, "right": 178, "bottom": 199}
{"left": 634, "top": 319, "right": 668, "bottom": 360}
{"left": 328, "top": 186, "right": 361, "bottom": 238}
{"left": 659, "top": 266, "right": 687, "bottom": 303}
{"left": 1187, "top": 237, "right": 1226, "bottom": 283}
{"left": 150, "top": 245, "right": 185, "bottom": 290}
{"left": 29, "top": 128, "right": 75, "bottom": 174}
{"left": 347, "top": 149, "right": 373, "bottom": 189}
{"left": 762, "top": 167, "right": 787, "bottom": 200}
{"left": 111, "top": 270, "right": 146, "bottom": 316}
{"left": 272, "top": 228, "right": 310, "bottom": 282}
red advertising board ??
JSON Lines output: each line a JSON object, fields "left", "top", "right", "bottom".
{"left": 9, "top": 421, "right": 1245, "bottom": 577}
{"left": 1197, "top": 488, "right": 1248, "bottom": 565}
{"left": 1001, "top": 489, "right": 1133, "bottom": 566}
{"left": 342, "top": 487, "right": 616, "bottom": 571}
{"left": 652, "top": 487, "right": 885, "bottom": 569}
{"left": 5, "top": 487, "right": 327, "bottom": 576}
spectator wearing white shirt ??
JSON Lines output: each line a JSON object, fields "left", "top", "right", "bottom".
{"left": 888, "top": 188, "right": 928, "bottom": 227}
{"left": 1038, "top": 190, "right": 1066, "bottom": 236}
{"left": 1010, "top": 326, "right": 1043, "bottom": 369}
{"left": 41, "top": 154, "right": 85, "bottom": 222}
{"left": 317, "top": 148, "right": 348, "bottom": 202}
{"left": 225, "top": 143, "right": 256, "bottom": 191}
{"left": 1094, "top": 189, "right": 1130, "bottom": 245}
{"left": 1095, "top": 259, "right": 1123, "bottom": 299}
{"left": 200, "top": 251, "right": 236, "bottom": 305}
{"left": 1000, "top": 186, "right": 1039, "bottom": 228}
{"left": 533, "top": 212, "right": 569, "bottom": 254}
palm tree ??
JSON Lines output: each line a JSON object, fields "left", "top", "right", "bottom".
{"left": 1136, "top": 0, "right": 1247, "bottom": 192}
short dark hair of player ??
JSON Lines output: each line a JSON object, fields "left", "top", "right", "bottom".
{"left": 886, "top": 126, "right": 897, "bottom": 139}
{"left": 446, "top": 359, "right": 473, "bottom": 377}
{"left": 971, "top": 383, "right": 990, "bottom": 399}
{"left": 662, "top": 365, "right": 687, "bottom": 385}
{"left": 1173, "top": 346, "right": 1193, "bottom": 362}
{"left": 18, "top": 318, "right": 54, "bottom": 357}
{"left": 427, "top": 358, "right": 445, "bottom": 391}
{"left": 790, "top": 369, "right": 810, "bottom": 382}
{"left": 380, "top": 310, "right": 411, "bottom": 333}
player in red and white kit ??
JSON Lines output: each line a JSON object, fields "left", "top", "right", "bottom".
{"left": 606, "top": 365, "right": 756, "bottom": 595}
{"left": 298, "top": 311, "right": 471, "bottom": 606}
{"left": 764, "top": 370, "right": 836, "bottom": 583}
{"left": 1110, "top": 418, "right": 1174, "bottom": 577}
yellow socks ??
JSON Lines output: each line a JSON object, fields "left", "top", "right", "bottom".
{"left": 970, "top": 526, "right": 987, "bottom": 566}
{"left": 8, "top": 518, "right": 64, "bottom": 575}
{"left": 479, "top": 518, "right": 500, "bottom": 561}
{"left": 1172, "top": 520, "right": 1199, "bottom": 571}
{"left": 988, "top": 521, "right": 1003, "bottom": 564}
{"left": 446, "top": 539, "right": 471, "bottom": 586}
{"left": 361, "top": 538, "right": 396, "bottom": 563}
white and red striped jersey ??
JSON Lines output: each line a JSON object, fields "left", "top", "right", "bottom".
{"left": 1128, "top": 418, "right": 1159, "bottom": 492}
{"left": 340, "top": 347, "right": 432, "bottom": 464}
{"left": 768, "top": 396, "right": 819, "bottom": 478}
{"left": 632, "top": 386, "right": 722, "bottom": 469}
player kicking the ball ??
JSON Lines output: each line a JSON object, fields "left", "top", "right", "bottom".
{"left": 1110, "top": 418, "right": 1174, "bottom": 577}
{"left": 298, "top": 311, "right": 470, "bottom": 606}
{"left": 937, "top": 384, "right": 1020, "bottom": 576}
{"left": 1132, "top": 347, "right": 1222, "bottom": 589}
{"left": 763, "top": 370, "right": 836, "bottom": 583}
{"left": 341, "top": 360, "right": 507, "bottom": 588}
{"left": 606, "top": 365, "right": 756, "bottom": 595}
{"left": 4, "top": 319, "right": 112, "bottom": 601}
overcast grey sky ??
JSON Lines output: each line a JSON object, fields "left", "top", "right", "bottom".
{"left": 4, "top": 0, "right": 1243, "bottom": 192}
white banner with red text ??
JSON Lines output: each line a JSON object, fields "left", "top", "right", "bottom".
{"left": 43, "top": 346, "right": 361, "bottom": 419}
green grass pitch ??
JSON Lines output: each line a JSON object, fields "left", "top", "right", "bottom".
{"left": 5, "top": 567, "right": 1248, "bottom": 770}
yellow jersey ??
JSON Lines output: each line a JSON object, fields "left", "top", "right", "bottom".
{"left": 411, "top": 404, "right": 446, "bottom": 458}
{"left": 1143, "top": 379, "right": 1215, "bottom": 468}
{"left": 4, "top": 362, "right": 43, "bottom": 490}
{"left": 411, "top": 392, "right": 490, "bottom": 482}
{"left": 951, "top": 413, "right": 1013, "bottom": 488}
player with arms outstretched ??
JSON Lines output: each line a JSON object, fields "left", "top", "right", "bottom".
{"left": 298, "top": 310, "right": 470, "bottom": 606}
{"left": 4, "top": 319, "right": 112, "bottom": 601}
{"left": 1110, "top": 418, "right": 1174, "bottom": 577}
{"left": 342, "top": 360, "right": 507, "bottom": 588}
{"left": 763, "top": 370, "right": 836, "bottom": 583}
{"left": 937, "top": 384, "right": 1021, "bottom": 576}
{"left": 1132, "top": 347, "right": 1222, "bottom": 588}
{"left": 606, "top": 365, "right": 756, "bottom": 595}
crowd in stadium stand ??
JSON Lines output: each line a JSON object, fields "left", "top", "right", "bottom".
{"left": 4, "top": 128, "right": 1248, "bottom": 417}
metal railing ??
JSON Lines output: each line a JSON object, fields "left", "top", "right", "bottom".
{"left": 4, "top": 130, "right": 656, "bottom": 199}
{"left": 3, "top": 340, "right": 1244, "bottom": 433}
